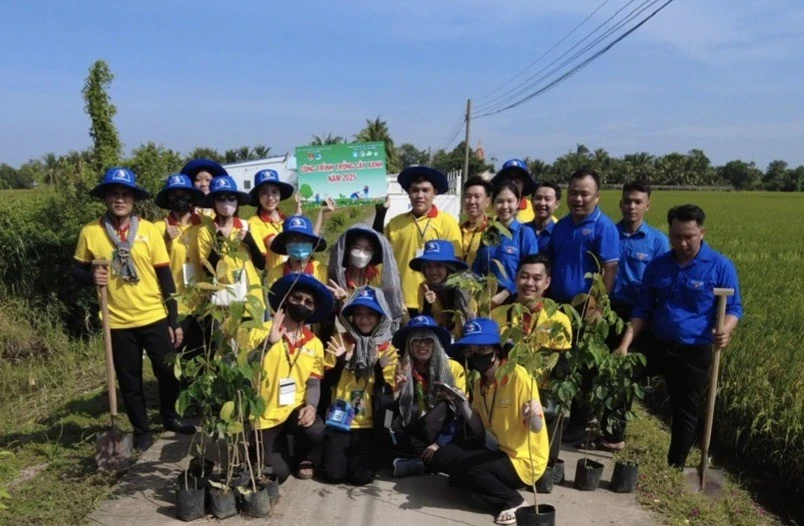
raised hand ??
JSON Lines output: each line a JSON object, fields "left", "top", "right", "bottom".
{"left": 327, "top": 279, "right": 349, "bottom": 301}
{"left": 326, "top": 333, "right": 350, "bottom": 360}
{"left": 423, "top": 284, "right": 437, "bottom": 305}
{"left": 268, "top": 309, "right": 287, "bottom": 345}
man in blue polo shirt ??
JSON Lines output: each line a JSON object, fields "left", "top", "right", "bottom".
{"left": 526, "top": 182, "right": 562, "bottom": 253}
{"left": 548, "top": 168, "right": 619, "bottom": 442}
{"left": 616, "top": 204, "right": 742, "bottom": 468}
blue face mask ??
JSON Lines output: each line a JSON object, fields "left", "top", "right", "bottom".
{"left": 287, "top": 242, "right": 313, "bottom": 261}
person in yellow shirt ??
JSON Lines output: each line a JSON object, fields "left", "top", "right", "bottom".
{"left": 72, "top": 168, "right": 196, "bottom": 453}
{"left": 265, "top": 215, "right": 328, "bottom": 288}
{"left": 326, "top": 224, "right": 406, "bottom": 331}
{"left": 247, "top": 169, "right": 295, "bottom": 272}
{"left": 197, "top": 175, "right": 267, "bottom": 315}
{"left": 320, "top": 286, "right": 398, "bottom": 485}
{"left": 460, "top": 176, "right": 492, "bottom": 267}
{"left": 181, "top": 158, "right": 228, "bottom": 217}
{"left": 388, "top": 315, "right": 467, "bottom": 477}
{"left": 450, "top": 318, "right": 548, "bottom": 526}
{"left": 410, "top": 239, "right": 471, "bottom": 342}
{"left": 251, "top": 273, "right": 334, "bottom": 482}
{"left": 384, "top": 166, "right": 462, "bottom": 317}
{"left": 491, "top": 159, "right": 537, "bottom": 224}
{"left": 153, "top": 174, "right": 205, "bottom": 360}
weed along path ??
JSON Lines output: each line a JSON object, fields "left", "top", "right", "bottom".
{"left": 87, "top": 431, "right": 658, "bottom": 526}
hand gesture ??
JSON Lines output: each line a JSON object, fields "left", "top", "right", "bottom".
{"left": 166, "top": 225, "right": 180, "bottom": 240}
{"left": 298, "top": 405, "right": 316, "bottom": 428}
{"left": 236, "top": 220, "right": 249, "bottom": 241}
{"left": 394, "top": 356, "right": 410, "bottom": 390}
{"left": 326, "top": 333, "right": 351, "bottom": 361}
{"left": 93, "top": 265, "right": 109, "bottom": 287}
{"left": 327, "top": 279, "right": 349, "bottom": 301}
{"left": 323, "top": 197, "right": 336, "bottom": 214}
{"left": 268, "top": 309, "right": 287, "bottom": 345}
{"left": 421, "top": 443, "right": 439, "bottom": 464}
{"left": 423, "top": 284, "right": 437, "bottom": 305}
{"left": 169, "top": 326, "right": 184, "bottom": 349}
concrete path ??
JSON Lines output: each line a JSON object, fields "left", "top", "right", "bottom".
{"left": 87, "top": 431, "right": 659, "bottom": 526}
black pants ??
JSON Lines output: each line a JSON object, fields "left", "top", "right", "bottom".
{"left": 260, "top": 406, "right": 325, "bottom": 483}
{"left": 179, "top": 315, "right": 206, "bottom": 361}
{"left": 322, "top": 428, "right": 386, "bottom": 485}
{"left": 453, "top": 449, "right": 525, "bottom": 513}
{"left": 654, "top": 339, "right": 713, "bottom": 468}
{"left": 109, "top": 318, "right": 180, "bottom": 437}
{"left": 387, "top": 402, "right": 465, "bottom": 473}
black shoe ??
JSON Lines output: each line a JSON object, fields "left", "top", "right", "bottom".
{"left": 134, "top": 433, "right": 154, "bottom": 452}
{"left": 164, "top": 418, "right": 196, "bottom": 435}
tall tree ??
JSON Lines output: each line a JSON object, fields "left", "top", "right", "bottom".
{"left": 252, "top": 145, "right": 271, "bottom": 158}
{"left": 763, "top": 160, "right": 789, "bottom": 191}
{"left": 224, "top": 149, "right": 239, "bottom": 164}
{"left": 355, "top": 116, "right": 400, "bottom": 173}
{"left": 81, "top": 60, "right": 122, "bottom": 174}
{"left": 185, "top": 147, "right": 223, "bottom": 164}
{"left": 310, "top": 133, "right": 344, "bottom": 145}
{"left": 42, "top": 153, "right": 59, "bottom": 187}
{"left": 396, "top": 143, "right": 429, "bottom": 169}
{"left": 718, "top": 160, "right": 762, "bottom": 190}
{"left": 236, "top": 146, "right": 253, "bottom": 162}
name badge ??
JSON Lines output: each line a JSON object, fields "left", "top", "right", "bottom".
{"left": 182, "top": 263, "right": 196, "bottom": 286}
{"left": 278, "top": 378, "right": 296, "bottom": 406}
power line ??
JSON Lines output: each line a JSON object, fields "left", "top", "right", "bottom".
{"left": 474, "top": 0, "right": 614, "bottom": 105}
{"left": 475, "top": 0, "right": 676, "bottom": 118}
{"left": 473, "top": 0, "right": 646, "bottom": 113}
{"left": 437, "top": 113, "right": 466, "bottom": 152}
{"left": 475, "top": 0, "right": 658, "bottom": 115}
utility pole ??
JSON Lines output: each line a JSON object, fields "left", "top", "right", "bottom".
{"left": 462, "top": 98, "right": 472, "bottom": 182}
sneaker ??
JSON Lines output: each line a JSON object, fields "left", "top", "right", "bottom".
{"left": 392, "top": 458, "right": 425, "bottom": 478}
{"left": 134, "top": 433, "right": 153, "bottom": 453}
{"left": 163, "top": 418, "right": 196, "bottom": 435}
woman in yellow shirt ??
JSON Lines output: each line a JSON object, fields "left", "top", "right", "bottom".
{"left": 265, "top": 215, "right": 328, "bottom": 288}
{"left": 321, "top": 286, "right": 397, "bottom": 485}
{"left": 181, "top": 158, "right": 228, "bottom": 217}
{"left": 450, "top": 317, "right": 548, "bottom": 526}
{"left": 247, "top": 169, "right": 295, "bottom": 272}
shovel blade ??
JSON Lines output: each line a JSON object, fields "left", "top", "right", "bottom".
{"left": 683, "top": 466, "right": 725, "bottom": 498}
{"left": 95, "top": 426, "right": 134, "bottom": 472}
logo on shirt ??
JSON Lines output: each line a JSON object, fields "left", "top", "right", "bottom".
{"left": 689, "top": 280, "right": 705, "bottom": 289}
{"left": 465, "top": 321, "right": 481, "bottom": 334}
{"left": 213, "top": 178, "right": 231, "bottom": 189}
{"left": 113, "top": 169, "right": 131, "bottom": 182}
{"left": 503, "top": 246, "right": 517, "bottom": 255}
{"left": 635, "top": 252, "right": 649, "bottom": 261}
{"left": 425, "top": 241, "right": 440, "bottom": 252}
{"left": 581, "top": 228, "right": 592, "bottom": 236}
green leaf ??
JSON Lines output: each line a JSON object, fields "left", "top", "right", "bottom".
{"left": 0, "top": 488, "right": 10, "bottom": 499}
{"left": 220, "top": 400, "right": 235, "bottom": 421}
{"left": 227, "top": 421, "right": 244, "bottom": 435}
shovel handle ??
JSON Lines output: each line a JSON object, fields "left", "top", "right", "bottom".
{"left": 94, "top": 260, "right": 118, "bottom": 422}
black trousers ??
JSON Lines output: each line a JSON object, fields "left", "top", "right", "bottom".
{"left": 179, "top": 315, "right": 206, "bottom": 361}
{"left": 322, "top": 428, "right": 387, "bottom": 485}
{"left": 452, "top": 449, "right": 526, "bottom": 513}
{"left": 109, "top": 318, "right": 180, "bottom": 437}
{"left": 260, "top": 406, "right": 325, "bottom": 484}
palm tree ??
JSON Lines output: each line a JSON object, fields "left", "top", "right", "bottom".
{"left": 310, "top": 133, "right": 344, "bottom": 146}
{"left": 236, "top": 146, "right": 253, "bottom": 162}
{"left": 252, "top": 145, "right": 271, "bottom": 159}
{"left": 42, "top": 152, "right": 59, "bottom": 187}
{"left": 355, "top": 116, "right": 400, "bottom": 173}
{"left": 185, "top": 147, "right": 224, "bottom": 164}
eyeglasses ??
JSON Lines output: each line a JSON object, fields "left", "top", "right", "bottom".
{"left": 214, "top": 195, "right": 238, "bottom": 203}
{"left": 410, "top": 337, "right": 435, "bottom": 347}
{"left": 288, "top": 293, "right": 315, "bottom": 308}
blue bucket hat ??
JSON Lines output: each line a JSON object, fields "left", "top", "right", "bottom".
{"left": 250, "top": 169, "right": 295, "bottom": 205}
{"left": 270, "top": 215, "right": 327, "bottom": 254}
{"left": 392, "top": 315, "right": 451, "bottom": 353}
{"left": 398, "top": 165, "right": 449, "bottom": 195}
{"left": 268, "top": 273, "right": 334, "bottom": 325}
{"left": 202, "top": 175, "right": 251, "bottom": 207}
{"left": 155, "top": 174, "right": 205, "bottom": 209}
{"left": 491, "top": 159, "right": 537, "bottom": 196}
{"left": 453, "top": 318, "right": 502, "bottom": 348}
{"left": 342, "top": 286, "right": 385, "bottom": 317}
{"left": 409, "top": 239, "right": 468, "bottom": 273}
{"left": 89, "top": 167, "right": 150, "bottom": 200}
{"left": 342, "top": 226, "right": 383, "bottom": 267}
{"left": 181, "top": 158, "right": 228, "bottom": 180}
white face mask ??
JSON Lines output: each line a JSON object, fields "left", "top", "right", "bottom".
{"left": 349, "top": 248, "right": 373, "bottom": 269}
{"left": 215, "top": 201, "right": 237, "bottom": 217}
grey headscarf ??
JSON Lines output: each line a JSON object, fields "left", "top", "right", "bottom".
{"left": 398, "top": 328, "right": 456, "bottom": 426}
{"left": 102, "top": 213, "right": 140, "bottom": 283}
{"left": 329, "top": 224, "right": 405, "bottom": 330}
{"left": 338, "top": 286, "right": 393, "bottom": 379}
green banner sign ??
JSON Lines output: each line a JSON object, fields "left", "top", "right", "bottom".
{"left": 295, "top": 142, "right": 387, "bottom": 206}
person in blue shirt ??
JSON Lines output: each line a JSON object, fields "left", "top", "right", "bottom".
{"left": 473, "top": 181, "right": 539, "bottom": 307}
{"left": 616, "top": 204, "right": 742, "bottom": 468}
{"left": 527, "top": 182, "right": 562, "bottom": 254}
{"left": 611, "top": 181, "right": 670, "bottom": 320}
{"left": 547, "top": 168, "right": 619, "bottom": 304}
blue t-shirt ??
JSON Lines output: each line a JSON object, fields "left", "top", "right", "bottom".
{"left": 632, "top": 242, "right": 743, "bottom": 346}
{"left": 547, "top": 207, "right": 619, "bottom": 303}
{"left": 526, "top": 219, "right": 556, "bottom": 255}
{"left": 612, "top": 221, "right": 670, "bottom": 307}
{"left": 473, "top": 219, "right": 539, "bottom": 294}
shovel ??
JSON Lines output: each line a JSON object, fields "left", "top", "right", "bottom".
{"left": 93, "top": 259, "right": 134, "bottom": 471}
{"left": 683, "top": 287, "right": 734, "bottom": 497}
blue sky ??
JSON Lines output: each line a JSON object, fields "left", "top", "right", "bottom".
{"left": 1, "top": 0, "right": 802, "bottom": 169}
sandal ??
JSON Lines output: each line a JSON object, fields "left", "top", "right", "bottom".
{"left": 297, "top": 460, "right": 314, "bottom": 480}
{"left": 494, "top": 508, "right": 518, "bottom": 525}
{"left": 576, "top": 437, "right": 626, "bottom": 452}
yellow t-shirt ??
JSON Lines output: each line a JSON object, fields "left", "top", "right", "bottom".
{"left": 417, "top": 283, "right": 467, "bottom": 341}
{"left": 197, "top": 217, "right": 267, "bottom": 312}
{"left": 324, "top": 340, "right": 398, "bottom": 429}
{"left": 472, "top": 365, "right": 548, "bottom": 485}
{"left": 491, "top": 304, "right": 572, "bottom": 351}
{"left": 248, "top": 211, "right": 287, "bottom": 272}
{"left": 384, "top": 206, "right": 463, "bottom": 309}
{"left": 154, "top": 215, "right": 202, "bottom": 316}
{"left": 74, "top": 218, "right": 170, "bottom": 329}
{"left": 265, "top": 259, "right": 328, "bottom": 290}
{"left": 449, "top": 359, "right": 467, "bottom": 394}
{"left": 460, "top": 216, "right": 489, "bottom": 267}
{"left": 516, "top": 199, "right": 535, "bottom": 224}
{"left": 249, "top": 321, "right": 325, "bottom": 429}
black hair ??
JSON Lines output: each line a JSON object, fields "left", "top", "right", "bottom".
{"left": 409, "top": 175, "right": 434, "bottom": 188}
{"left": 533, "top": 182, "right": 561, "bottom": 201}
{"left": 622, "top": 180, "right": 652, "bottom": 197}
{"left": 464, "top": 176, "right": 493, "bottom": 197}
{"left": 569, "top": 168, "right": 600, "bottom": 190}
{"left": 517, "top": 253, "right": 552, "bottom": 276}
{"left": 667, "top": 204, "right": 705, "bottom": 227}
{"left": 491, "top": 180, "right": 521, "bottom": 201}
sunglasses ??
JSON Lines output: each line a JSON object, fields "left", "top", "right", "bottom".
{"left": 288, "top": 294, "right": 316, "bottom": 309}
{"left": 214, "top": 195, "right": 238, "bottom": 203}
{"left": 410, "top": 337, "right": 435, "bottom": 347}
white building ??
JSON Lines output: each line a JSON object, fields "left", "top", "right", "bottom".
{"left": 223, "top": 154, "right": 298, "bottom": 192}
